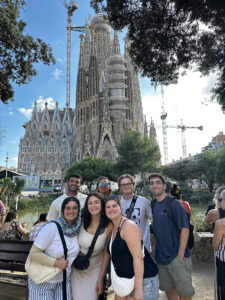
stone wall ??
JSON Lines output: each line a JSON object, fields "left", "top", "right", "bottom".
{"left": 151, "top": 232, "right": 214, "bottom": 263}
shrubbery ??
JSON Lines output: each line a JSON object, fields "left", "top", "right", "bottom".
{"left": 13, "top": 194, "right": 56, "bottom": 210}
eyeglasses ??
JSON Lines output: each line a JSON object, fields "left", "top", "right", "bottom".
{"left": 120, "top": 182, "right": 133, "bottom": 188}
{"left": 98, "top": 182, "right": 109, "bottom": 187}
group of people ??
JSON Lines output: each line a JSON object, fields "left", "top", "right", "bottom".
{"left": 25, "top": 173, "right": 195, "bottom": 300}
{"left": 205, "top": 186, "right": 225, "bottom": 300}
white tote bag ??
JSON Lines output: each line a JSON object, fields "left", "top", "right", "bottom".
{"left": 25, "top": 255, "right": 61, "bottom": 284}
{"left": 109, "top": 236, "right": 135, "bottom": 297}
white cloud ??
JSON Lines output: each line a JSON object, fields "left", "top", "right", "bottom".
{"left": 17, "top": 107, "right": 33, "bottom": 118}
{"left": 18, "top": 97, "right": 56, "bottom": 118}
{"left": 35, "top": 96, "right": 56, "bottom": 110}
{"left": 52, "top": 68, "right": 63, "bottom": 80}
{"left": 9, "top": 139, "right": 19, "bottom": 145}
{"left": 11, "top": 157, "right": 18, "bottom": 162}
{"left": 141, "top": 71, "right": 225, "bottom": 164}
{"left": 9, "top": 112, "right": 14, "bottom": 116}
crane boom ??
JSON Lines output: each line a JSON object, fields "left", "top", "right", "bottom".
{"left": 154, "top": 120, "right": 203, "bottom": 160}
{"left": 61, "top": 0, "right": 78, "bottom": 107}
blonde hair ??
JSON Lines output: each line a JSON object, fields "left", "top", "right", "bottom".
{"left": 215, "top": 186, "right": 225, "bottom": 209}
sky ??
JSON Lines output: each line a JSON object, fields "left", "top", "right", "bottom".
{"left": 0, "top": 0, "right": 225, "bottom": 168}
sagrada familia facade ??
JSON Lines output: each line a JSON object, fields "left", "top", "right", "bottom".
{"left": 17, "top": 16, "right": 157, "bottom": 186}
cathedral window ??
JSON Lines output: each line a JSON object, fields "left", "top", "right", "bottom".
{"left": 33, "top": 124, "right": 36, "bottom": 129}
{"left": 43, "top": 124, "right": 47, "bottom": 130}
{"left": 86, "top": 86, "right": 89, "bottom": 99}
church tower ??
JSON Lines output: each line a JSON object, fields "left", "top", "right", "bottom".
{"left": 17, "top": 15, "right": 147, "bottom": 185}
{"left": 74, "top": 15, "right": 145, "bottom": 162}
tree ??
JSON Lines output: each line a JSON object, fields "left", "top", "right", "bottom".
{"left": 195, "top": 150, "right": 217, "bottom": 192}
{"left": 0, "top": 0, "right": 55, "bottom": 103}
{"left": 12, "top": 177, "right": 25, "bottom": 209}
{"left": 90, "top": 0, "right": 225, "bottom": 110}
{"left": 116, "top": 131, "right": 160, "bottom": 175}
{"left": 216, "top": 147, "right": 225, "bottom": 184}
{"left": 163, "top": 159, "right": 197, "bottom": 183}
{"left": 65, "top": 157, "right": 117, "bottom": 192}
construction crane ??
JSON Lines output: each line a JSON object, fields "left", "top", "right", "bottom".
{"left": 61, "top": 1, "right": 78, "bottom": 108}
{"left": 155, "top": 106, "right": 203, "bottom": 163}
{"left": 152, "top": 86, "right": 203, "bottom": 164}
{"left": 61, "top": 1, "right": 89, "bottom": 107}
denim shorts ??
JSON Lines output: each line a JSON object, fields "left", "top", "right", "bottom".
{"left": 131, "top": 275, "right": 159, "bottom": 300}
{"left": 158, "top": 256, "right": 195, "bottom": 297}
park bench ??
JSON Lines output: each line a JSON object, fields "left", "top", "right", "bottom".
{"left": 0, "top": 239, "right": 33, "bottom": 299}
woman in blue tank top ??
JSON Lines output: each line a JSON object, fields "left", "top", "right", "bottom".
{"left": 104, "top": 195, "right": 144, "bottom": 300}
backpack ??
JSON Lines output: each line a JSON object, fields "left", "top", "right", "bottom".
{"left": 151, "top": 196, "right": 194, "bottom": 250}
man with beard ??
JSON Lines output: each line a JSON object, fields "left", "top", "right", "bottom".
{"left": 47, "top": 174, "right": 86, "bottom": 220}
{"left": 149, "top": 174, "right": 194, "bottom": 300}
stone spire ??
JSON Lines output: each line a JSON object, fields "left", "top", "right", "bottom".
{"left": 149, "top": 118, "right": 158, "bottom": 146}
{"left": 76, "top": 34, "right": 86, "bottom": 104}
{"left": 83, "top": 18, "right": 91, "bottom": 71}
{"left": 112, "top": 31, "right": 120, "bottom": 55}
{"left": 88, "top": 24, "right": 99, "bottom": 98}
{"left": 144, "top": 116, "right": 148, "bottom": 137}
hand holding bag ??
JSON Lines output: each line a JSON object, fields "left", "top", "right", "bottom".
{"left": 25, "top": 221, "right": 68, "bottom": 300}
{"left": 25, "top": 255, "right": 61, "bottom": 284}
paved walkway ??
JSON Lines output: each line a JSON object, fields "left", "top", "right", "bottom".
{"left": 0, "top": 261, "right": 214, "bottom": 300}
{"left": 107, "top": 261, "right": 215, "bottom": 300}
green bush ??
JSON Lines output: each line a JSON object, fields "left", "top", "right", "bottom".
{"left": 12, "top": 194, "right": 56, "bottom": 210}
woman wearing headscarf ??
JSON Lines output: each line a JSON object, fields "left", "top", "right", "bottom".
{"left": 28, "top": 197, "right": 81, "bottom": 299}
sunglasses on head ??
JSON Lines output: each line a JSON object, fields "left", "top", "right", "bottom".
{"left": 98, "top": 182, "right": 109, "bottom": 187}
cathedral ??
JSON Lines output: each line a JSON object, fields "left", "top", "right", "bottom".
{"left": 17, "top": 15, "right": 156, "bottom": 186}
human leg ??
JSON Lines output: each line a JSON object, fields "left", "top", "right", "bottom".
{"left": 166, "top": 290, "right": 178, "bottom": 300}
{"left": 28, "top": 277, "right": 55, "bottom": 300}
{"left": 168, "top": 256, "right": 194, "bottom": 298}
{"left": 216, "top": 258, "right": 225, "bottom": 300}
{"left": 142, "top": 275, "right": 159, "bottom": 300}
{"left": 54, "top": 279, "right": 71, "bottom": 300}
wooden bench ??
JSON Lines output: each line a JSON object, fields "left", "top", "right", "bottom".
{"left": 0, "top": 239, "right": 33, "bottom": 299}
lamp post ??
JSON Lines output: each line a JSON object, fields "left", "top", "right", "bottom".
{"left": 5, "top": 152, "right": 9, "bottom": 178}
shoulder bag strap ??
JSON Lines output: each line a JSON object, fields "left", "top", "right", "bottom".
{"left": 126, "top": 194, "right": 138, "bottom": 219}
{"left": 86, "top": 223, "right": 102, "bottom": 259}
{"left": 52, "top": 221, "right": 68, "bottom": 300}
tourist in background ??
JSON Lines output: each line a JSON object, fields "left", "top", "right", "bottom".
{"left": 0, "top": 209, "right": 27, "bottom": 239}
{"left": 28, "top": 197, "right": 81, "bottom": 299}
{"left": 105, "top": 194, "right": 144, "bottom": 300}
{"left": 47, "top": 174, "right": 87, "bottom": 220}
{"left": 212, "top": 215, "right": 225, "bottom": 300}
{"left": 96, "top": 176, "right": 112, "bottom": 198}
{"left": 71, "top": 192, "right": 112, "bottom": 300}
{"left": 171, "top": 184, "right": 192, "bottom": 221}
{"left": 205, "top": 187, "right": 225, "bottom": 225}
{"left": 29, "top": 213, "right": 48, "bottom": 241}
{"left": 0, "top": 199, "right": 6, "bottom": 224}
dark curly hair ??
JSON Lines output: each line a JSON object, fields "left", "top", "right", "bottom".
{"left": 81, "top": 192, "right": 111, "bottom": 229}
{"left": 5, "top": 209, "right": 18, "bottom": 223}
{"left": 171, "top": 184, "right": 181, "bottom": 200}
